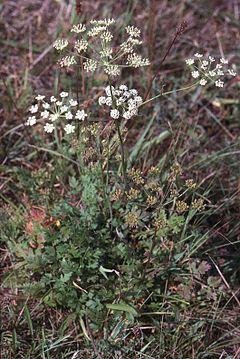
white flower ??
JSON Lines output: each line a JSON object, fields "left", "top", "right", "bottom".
{"left": 116, "top": 97, "right": 125, "bottom": 106}
{"left": 209, "top": 56, "right": 215, "bottom": 62}
{"left": 202, "top": 60, "right": 209, "bottom": 66}
{"left": 105, "top": 97, "right": 113, "bottom": 106}
{"left": 71, "top": 23, "right": 86, "bottom": 33}
{"left": 216, "top": 64, "right": 223, "bottom": 69}
{"left": 35, "top": 95, "right": 45, "bottom": 101}
{"left": 100, "top": 30, "right": 113, "bottom": 42}
{"left": 209, "top": 70, "right": 216, "bottom": 77}
{"left": 59, "top": 56, "right": 76, "bottom": 67}
{"left": 41, "top": 110, "right": 49, "bottom": 119}
{"left": 215, "top": 79, "right": 224, "bottom": 87}
{"left": 134, "top": 96, "right": 143, "bottom": 105}
{"left": 56, "top": 101, "right": 62, "bottom": 106}
{"left": 29, "top": 104, "right": 38, "bottom": 113}
{"left": 128, "top": 99, "right": 137, "bottom": 111}
{"left": 88, "top": 26, "right": 107, "bottom": 37}
{"left": 83, "top": 59, "right": 97, "bottom": 72}
{"left": 99, "top": 47, "right": 113, "bottom": 58}
{"left": 217, "top": 70, "right": 224, "bottom": 76}
{"left": 60, "top": 92, "right": 69, "bottom": 98}
{"left": 74, "top": 39, "right": 88, "bottom": 53}
{"left": 76, "top": 110, "right": 87, "bottom": 121}
{"left": 64, "top": 124, "right": 75, "bottom": 134}
{"left": 110, "top": 109, "right": 120, "bottom": 119}
{"left": 228, "top": 69, "right": 237, "bottom": 76}
{"left": 104, "top": 64, "right": 120, "bottom": 77}
{"left": 191, "top": 71, "right": 200, "bottom": 78}
{"left": 50, "top": 96, "right": 57, "bottom": 102}
{"left": 185, "top": 58, "right": 195, "bottom": 65}
{"left": 90, "top": 18, "right": 115, "bottom": 26}
{"left": 220, "top": 58, "right": 228, "bottom": 64}
{"left": 69, "top": 99, "right": 78, "bottom": 106}
{"left": 42, "top": 102, "right": 50, "bottom": 109}
{"left": 44, "top": 123, "right": 54, "bottom": 133}
{"left": 129, "top": 89, "right": 138, "bottom": 96}
{"left": 98, "top": 96, "right": 107, "bottom": 105}
{"left": 194, "top": 53, "right": 203, "bottom": 58}
{"left": 25, "top": 116, "right": 37, "bottom": 126}
{"left": 53, "top": 39, "right": 68, "bottom": 51}
{"left": 119, "top": 85, "right": 128, "bottom": 91}
{"left": 60, "top": 105, "right": 68, "bottom": 113}
{"left": 105, "top": 85, "right": 115, "bottom": 97}
{"left": 114, "top": 90, "right": 122, "bottom": 96}
{"left": 126, "top": 25, "right": 141, "bottom": 38}
{"left": 49, "top": 113, "right": 59, "bottom": 122}
{"left": 65, "top": 111, "right": 73, "bottom": 120}
{"left": 126, "top": 53, "right": 150, "bottom": 67}
{"left": 199, "top": 79, "right": 207, "bottom": 86}
{"left": 122, "top": 111, "right": 133, "bottom": 120}
{"left": 120, "top": 41, "right": 135, "bottom": 54}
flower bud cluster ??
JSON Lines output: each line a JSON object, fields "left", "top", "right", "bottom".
{"left": 98, "top": 85, "right": 143, "bottom": 120}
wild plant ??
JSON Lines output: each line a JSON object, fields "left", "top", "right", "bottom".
{"left": 4, "top": 16, "right": 238, "bottom": 356}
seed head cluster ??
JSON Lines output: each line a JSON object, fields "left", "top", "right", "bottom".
{"left": 53, "top": 18, "right": 150, "bottom": 77}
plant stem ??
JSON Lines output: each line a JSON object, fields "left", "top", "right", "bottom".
{"left": 141, "top": 229, "right": 157, "bottom": 281}
{"left": 141, "top": 82, "right": 199, "bottom": 107}
{"left": 116, "top": 120, "right": 127, "bottom": 188}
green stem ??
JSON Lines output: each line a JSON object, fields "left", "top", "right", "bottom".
{"left": 141, "top": 82, "right": 199, "bottom": 107}
{"left": 116, "top": 121, "right": 127, "bottom": 188}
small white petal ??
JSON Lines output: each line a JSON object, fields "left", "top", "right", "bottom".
{"left": 98, "top": 96, "right": 107, "bottom": 105}
{"left": 42, "top": 103, "right": 50, "bottom": 109}
{"left": 60, "top": 105, "right": 68, "bottom": 113}
{"left": 35, "top": 95, "right": 45, "bottom": 101}
{"left": 65, "top": 111, "right": 73, "bottom": 120}
{"left": 199, "top": 79, "right": 207, "bottom": 86}
{"left": 44, "top": 123, "right": 55, "bottom": 133}
{"left": 194, "top": 53, "right": 203, "bottom": 58}
{"left": 64, "top": 124, "right": 75, "bottom": 134}
{"left": 60, "top": 92, "right": 69, "bottom": 98}
{"left": 220, "top": 58, "right": 228, "bottom": 64}
{"left": 41, "top": 110, "right": 49, "bottom": 119}
{"left": 50, "top": 96, "right": 57, "bottom": 102}
{"left": 69, "top": 99, "right": 78, "bottom": 106}
{"left": 105, "top": 97, "right": 113, "bottom": 106}
{"left": 75, "top": 110, "right": 87, "bottom": 121}
{"left": 105, "top": 85, "right": 115, "bottom": 97}
{"left": 185, "top": 58, "right": 195, "bottom": 65}
{"left": 25, "top": 116, "right": 37, "bottom": 126}
{"left": 215, "top": 80, "right": 224, "bottom": 87}
{"left": 192, "top": 71, "right": 200, "bottom": 78}
{"left": 110, "top": 109, "right": 120, "bottom": 119}
{"left": 228, "top": 69, "right": 237, "bottom": 76}
{"left": 29, "top": 104, "right": 38, "bottom": 113}
{"left": 49, "top": 113, "right": 59, "bottom": 122}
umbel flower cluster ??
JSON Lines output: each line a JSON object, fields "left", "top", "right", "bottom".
{"left": 185, "top": 53, "right": 237, "bottom": 87}
{"left": 98, "top": 84, "right": 143, "bottom": 120}
{"left": 53, "top": 18, "right": 150, "bottom": 77}
{"left": 26, "top": 93, "right": 87, "bottom": 134}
